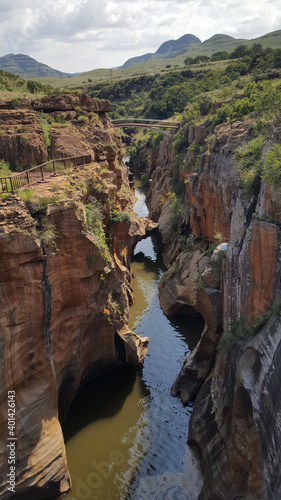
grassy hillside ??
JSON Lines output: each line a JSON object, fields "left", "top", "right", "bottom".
{"left": 0, "top": 54, "right": 74, "bottom": 79}
{"left": 31, "top": 29, "right": 281, "bottom": 91}
{"left": 83, "top": 41, "right": 281, "bottom": 121}
{"left": 120, "top": 34, "right": 201, "bottom": 69}
{"left": 0, "top": 69, "right": 56, "bottom": 99}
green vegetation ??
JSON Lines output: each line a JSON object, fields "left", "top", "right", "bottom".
{"left": 0, "top": 160, "right": 13, "bottom": 197}
{"left": 0, "top": 159, "right": 12, "bottom": 177}
{"left": 109, "top": 210, "right": 131, "bottom": 224}
{"left": 87, "top": 254, "right": 96, "bottom": 269}
{"left": 234, "top": 135, "right": 266, "bottom": 198}
{"left": 80, "top": 42, "right": 281, "bottom": 128}
{"left": 0, "top": 53, "right": 73, "bottom": 80}
{"left": 0, "top": 69, "right": 55, "bottom": 98}
{"left": 11, "top": 98, "right": 20, "bottom": 109}
{"left": 38, "top": 216, "right": 57, "bottom": 246}
{"left": 204, "top": 242, "right": 219, "bottom": 257}
{"left": 85, "top": 196, "right": 110, "bottom": 261}
{"left": 166, "top": 191, "right": 183, "bottom": 229}
{"left": 262, "top": 144, "right": 281, "bottom": 191}
{"left": 159, "top": 261, "right": 181, "bottom": 286}
{"left": 18, "top": 188, "right": 34, "bottom": 202}
{"left": 40, "top": 121, "right": 51, "bottom": 150}
{"left": 235, "top": 138, "right": 281, "bottom": 196}
{"left": 18, "top": 189, "right": 59, "bottom": 209}
{"left": 24, "top": 29, "right": 281, "bottom": 92}
{"left": 218, "top": 302, "right": 281, "bottom": 353}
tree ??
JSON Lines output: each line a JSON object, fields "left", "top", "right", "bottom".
{"left": 211, "top": 51, "right": 230, "bottom": 61}
{"left": 230, "top": 44, "right": 249, "bottom": 59}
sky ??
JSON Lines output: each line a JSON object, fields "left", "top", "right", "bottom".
{"left": 0, "top": 0, "right": 281, "bottom": 74}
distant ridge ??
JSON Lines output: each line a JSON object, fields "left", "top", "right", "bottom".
{"left": 118, "top": 29, "right": 281, "bottom": 72}
{"left": 0, "top": 54, "right": 74, "bottom": 79}
{"left": 120, "top": 34, "right": 201, "bottom": 69}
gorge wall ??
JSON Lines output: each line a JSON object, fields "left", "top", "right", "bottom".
{"left": 146, "top": 118, "right": 281, "bottom": 499}
{"left": 0, "top": 95, "right": 155, "bottom": 499}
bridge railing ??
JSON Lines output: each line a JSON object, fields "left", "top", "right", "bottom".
{"left": 111, "top": 118, "right": 179, "bottom": 129}
{"left": 0, "top": 154, "right": 92, "bottom": 195}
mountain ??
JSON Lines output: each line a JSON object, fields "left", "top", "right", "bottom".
{"left": 120, "top": 34, "right": 201, "bottom": 69}
{"left": 118, "top": 29, "right": 281, "bottom": 72}
{"left": 0, "top": 54, "right": 74, "bottom": 79}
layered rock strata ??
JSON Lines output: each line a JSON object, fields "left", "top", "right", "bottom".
{"left": 0, "top": 102, "right": 152, "bottom": 499}
{"left": 146, "top": 118, "right": 281, "bottom": 499}
{"left": 0, "top": 94, "right": 113, "bottom": 168}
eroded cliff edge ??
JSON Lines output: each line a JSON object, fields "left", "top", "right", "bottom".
{"left": 145, "top": 118, "right": 281, "bottom": 499}
{"left": 0, "top": 96, "right": 155, "bottom": 499}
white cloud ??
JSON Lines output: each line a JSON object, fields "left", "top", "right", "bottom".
{"left": 0, "top": 0, "right": 280, "bottom": 72}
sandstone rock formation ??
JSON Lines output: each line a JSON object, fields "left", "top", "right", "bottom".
{"left": 146, "top": 118, "right": 281, "bottom": 499}
{"left": 0, "top": 102, "right": 151, "bottom": 499}
{"left": 0, "top": 109, "right": 48, "bottom": 167}
{"left": 0, "top": 94, "right": 113, "bottom": 170}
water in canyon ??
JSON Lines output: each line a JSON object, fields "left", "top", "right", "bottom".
{"left": 60, "top": 181, "right": 203, "bottom": 500}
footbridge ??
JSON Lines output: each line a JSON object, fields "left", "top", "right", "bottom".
{"left": 111, "top": 118, "right": 180, "bottom": 132}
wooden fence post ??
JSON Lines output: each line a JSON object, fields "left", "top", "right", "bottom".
{"left": 9, "top": 177, "right": 14, "bottom": 194}
{"left": 26, "top": 171, "right": 30, "bottom": 187}
{"left": 40, "top": 165, "right": 45, "bottom": 181}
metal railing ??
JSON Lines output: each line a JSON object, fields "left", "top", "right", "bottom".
{"left": 111, "top": 118, "right": 179, "bottom": 130}
{"left": 0, "top": 154, "right": 92, "bottom": 195}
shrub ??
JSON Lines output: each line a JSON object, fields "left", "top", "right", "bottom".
{"left": 262, "top": 143, "right": 281, "bottom": 190}
{"left": 203, "top": 242, "right": 218, "bottom": 257}
{"left": 151, "top": 132, "right": 163, "bottom": 148}
{"left": 167, "top": 191, "right": 182, "bottom": 229}
{"left": 40, "top": 121, "right": 50, "bottom": 149}
{"left": 77, "top": 115, "right": 89, "bottom": 124}
{"left": 38, "top": 216, "right": 57, "bottom": 246}
{"left": 11, "top": 98, "right": 20, "bottom": 109}
{"left": 0, "top": 160, "right": 12, "bottom": 177}
{"left": 234, "top": 135, "right": 266, "bottom": 198}
{"left": 85, "top": 196, "right": 109, "bottom": 261}
{"left": 218, "top": 305, "right": 280, "bottom": 353}
{"left": 171, "top": 128, "right": 187, "bottom": 154}
{"left": 109, "top": 210, "right": 130, "bottom": 224}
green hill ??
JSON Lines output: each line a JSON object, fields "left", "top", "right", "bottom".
{"left": 3, "top": 29, "right": 281, "bottom": 91}
{"left": 0, "top": 54, "right": 74, "bottom": 79}
{"left": 120, "top": 34, "right": 201, "bottom": 69}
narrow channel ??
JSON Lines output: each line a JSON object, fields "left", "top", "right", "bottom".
{"left": 60, "top": 181, "right": 203, "bottom": 500}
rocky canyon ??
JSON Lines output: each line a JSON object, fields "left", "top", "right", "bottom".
{"left": 1, "top": 88, "right": 281, "bottom": 500}
{"left": 144, "top": 116, "right": 281, "bottom": 499}
{"left": 0, "top": 94, "right": 156, "bottom": 499}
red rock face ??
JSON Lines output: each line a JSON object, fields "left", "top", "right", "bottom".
{"left": 0, "top": 109, "right": 48, "bottom": 167}
{"left": 147, "top": 117, "right": 281, "bottom": 499}
{"left": 0, "top": 105, "right": 150, "bottom": 498}
{"left": 31, "top": 93, "right": 113, "bottom": 113}
{"left": 248, "top": 221, "right": 277, "bottom": 322}
{"left": 0, "top": 191, "right": 149, "bottom": 498}
{"left": 188, "top": 161, "right": 234, "bottom": 241}
{"left": 0, "top": 94, "right": 114, "bottom": 170}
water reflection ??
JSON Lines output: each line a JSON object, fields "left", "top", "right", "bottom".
{"left": 127, "top": 236, "right": 203, "bottom": 499}
{"left": 61, "top": 368, "right": 149, "bottom": 500}
{"left": 58, "top": 182, "right": 203, "bottom": 500}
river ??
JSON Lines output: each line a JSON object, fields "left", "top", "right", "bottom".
{"left": 59, "top": 181, "right": 203, "bottom": 500}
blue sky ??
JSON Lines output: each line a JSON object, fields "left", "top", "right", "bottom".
{"left": 0, "top": 0, "right": 280, "bottom": 73}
